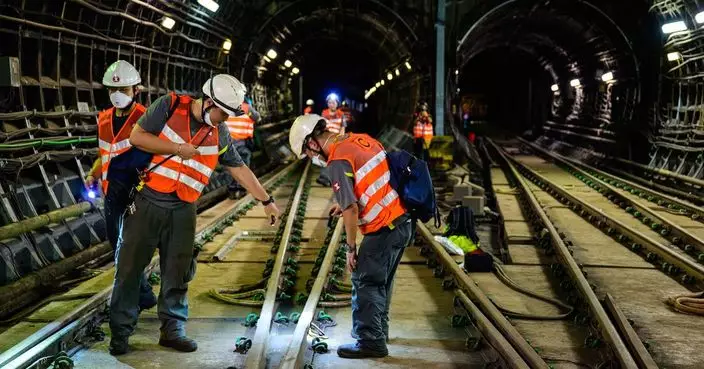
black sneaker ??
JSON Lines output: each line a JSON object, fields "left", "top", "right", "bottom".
{"left": 109, "top": 336, "right": 129, "bottom": 356}
{"left": 159, "top": 336, "right": 198, "bottom": 352}
{"left": 337, "top": 342, "right": 388, "bottom": 359}
{"left": 316, "top": 178, "right": 331, "bottom": 187}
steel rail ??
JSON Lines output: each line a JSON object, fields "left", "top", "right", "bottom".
{"left": 278, "top": 219, "right": 344, "bottom": 369}
{"left": 521, "top": 139, "right": 704, "bottom": 256}
{"left": 533, "top": 142, "right": 704, "bottom": 223}
{"left": 415, "top": 222, "right": 549, "bottom": 369}
{"left": 487, "top": 139, "right": 639, "bottom": 369}
{"left": 454, "top": 289, "right": 530, "bottom": 369}
{"left": 0, "top": 162, "right": 300, "bottom": 369}
{"left": 613, "top": 156, "right": 704, "bottom": 189}
{"left": 603, "top": 293, "right": 659, "bottom": 369}
{"left": 244, "top": 162, "right": 312, "bottom": 369}
{"left": 509, "top": 142, "right": 704, "bottom": 282}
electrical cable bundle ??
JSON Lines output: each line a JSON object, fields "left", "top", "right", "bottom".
{"left": 0, "top": 148, "right": 97, "bottom": 174}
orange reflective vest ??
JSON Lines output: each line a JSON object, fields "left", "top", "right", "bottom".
{"left": 144, "top": 94, "right": 220, "bottom": 203}
{"left": 97, "top": 104, "right": 146, "bottom": 193}
{"left": 328, "top": 134, "right": 406, "bottom": 234}
{"left": 225, "top": 102, "right": 255, "bottom": 140}
{"left": 322, "top": 108, "right": 343, "bottom": 134}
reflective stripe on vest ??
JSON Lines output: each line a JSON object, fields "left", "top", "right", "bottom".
{"left": 328, "top": 134, "right": 406, "bottom": 234}
{"left": 226, "top": 103, "right": 254, "bottom": 140}
{"left": 143, "top": 94, "right": 219, "bottom": 203}
{"left": 423, "top": 123, "right": 433, "bottom": 141}
{"left": 413, "top": 122, "right": 424, "bottom": 138}
{"left": 97, "top": 104, "right": 146, "bottom": 193}
{"left": 323, "top": 109, "right": 342, "bottom": 134}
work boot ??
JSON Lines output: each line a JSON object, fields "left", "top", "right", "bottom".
{"left": 337, "top": 342, "right": 388, "bottom": 359}
{"left": 159, "top": 335, "right": 198, "bottom": 352}
{"left": 109, "top": 336, "right": 129, "bottom": 356}
{"left": 316, "top": 177, "right": 331, "bottom": 187}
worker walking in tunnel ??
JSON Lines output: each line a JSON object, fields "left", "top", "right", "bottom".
{"left": 412, "top": 102, "right": 433, "bottom": 161}
{"left": 84, "top": 60, "right": 157, "bottom": 312}
{"left": 108, "top": 74, "right": 281, "bottom": 355}
{"left": 340, "top": 100, "right": 355, "bottom": 131}
{"left": 225, "top": 94, "right": 261, "bottom": 199}
{"left": 304, "top": 98, "right": 315, "bottom": 114}
{"left": 289, "top": 114, "right": 412, "bottom": 359}
{"left": 317, "top": 93, "right": 347, "bottom": 186}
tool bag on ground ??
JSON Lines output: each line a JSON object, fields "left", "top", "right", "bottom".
{"left": 445, "top": 206, "right": 492, "bottom": 272}
{"left": 387, "top": 149, "right": 441, "bottom": 226}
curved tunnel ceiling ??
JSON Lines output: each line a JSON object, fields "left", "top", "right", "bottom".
{"left": 457, "top": 0, "right": 641, "bottom": 96}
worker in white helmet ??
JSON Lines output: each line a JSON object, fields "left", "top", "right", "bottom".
{"left": 108, "top": 74, "right": 281, "bottom": 356}
{"left": 304, "top": 99, "right": 314, "bottom": 114}
{"left": 289, "top": 114, "right": 411, "bottom": 359}
{"left": 84, "top": 60, "right": 157, "bottom": 315}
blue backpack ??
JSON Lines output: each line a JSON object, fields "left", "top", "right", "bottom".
{"left": 387, "top": 150, "right": 441, "bottom": 226}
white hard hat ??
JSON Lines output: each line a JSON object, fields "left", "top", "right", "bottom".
{"left": 306, "top": 99, "right": 314, "bottom": 105}
{"left": 326, "top": 93, "right": 339, "bottom": 103}
{"left": 102, "top": 60, "right": 141, "bottom": 87}
{"left": 289, "top": 114, "right": 325, "bottom": 158}
{"left": 202, "top": 74, "right": 246, "bottom": 116}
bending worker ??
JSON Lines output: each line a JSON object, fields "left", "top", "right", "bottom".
{"left": 109, "top": 74, "right": 281, "bottom": 355}
{"left": 85, "top": 60, "right": 156, "bottom": 311}
{"left": 225, "top": 95, "right": 261, "bottom": 199}
{"left": 289, "top": 114, "right": 412, "bottom": 359}
{"left": 412, "top": 102, "right": 433, "bottom": 161}
{"left": 317, "top": 93, "right": 346, "bottom": 186}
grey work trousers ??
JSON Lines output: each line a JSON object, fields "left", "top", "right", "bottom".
{"left": 351, "top": 216, "right": 413, "bottom": 349}
{"left": 109, "top": 193, "right": 197, "bottom": 340}
{"left": 228, "top": 140, "right": 252, "bottom": 192}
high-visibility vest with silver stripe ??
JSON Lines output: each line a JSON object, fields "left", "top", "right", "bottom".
{"left": 144, "top": 94, "right": 219, "bottom": 203}
{"left": 226, "top": 102, "right": 255, "bottom": 140}
{"left": 328, "top": 133, "right": 406, "bottom": 234}
{"left": 322, "top": 108, "right": 343, "bottom": 134}
{"left": 97, "top": 104, "right": 146, "bottom": 194}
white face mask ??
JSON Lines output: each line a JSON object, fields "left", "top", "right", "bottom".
{"left": 109, "top": 91, "right": 133, "bottom": 109}
{"left": 311, "top": 155, "right": 327, "bottom": 168}
{"left": 204, "top": 110, "right": 214, "bottom": 126}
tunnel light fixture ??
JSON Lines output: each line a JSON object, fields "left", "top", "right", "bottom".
{"left": 263, "top": 56, "right": 271, "bottom": 63}
{"left": 570, "top": 79, "right": 581, "bottom": 87}
{"left": 395, "top": 68, "right": 400, "bottom": 76}
{"left": 197, "top": 0, "right": 219, "bottom": 13}
{"left": 696, "top": 11, "right": 704, "bottom": 24}
{"left": 267, "top": 49, "right": 278, "bottom": 59}
{"left": 291, "top": 67, "right": 300, "bottom": 75}
{"left": 387, "top": 73, "right": 393, "bottom": 80}
{"left": 161, "top": 17, "right": 176, "bottom": 30}
{"left": 661, "top": 20, "right": 687, "bottom": 34}
{"left": 551, "top": 84, "right": 559, "bottom": 92}
{"left": 405, "top": 61, "right": 412, "bottom": 70}
{"left": 375, "top": 82, "right": 381, "bottom": 88}
{"left": 601, "top": 72, "right": 614, "bottom": 83}
{"left": 284, "top": 60, "right": 292, "bottom": 68}
{"left": 381, "top": 79, "right": 385, "bottom": 86}
{"left": 455, "top": 69, "right": 459, "bottom": 75}
{"left": 667, "top": 51, "right": 682, "bottom": 61}
{"left": 222, "top": 39, "right": 232, "bottom": 52}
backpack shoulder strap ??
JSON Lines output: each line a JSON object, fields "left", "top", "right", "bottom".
{"left": 165, "top": 92, "right": 180, "bottom": 123}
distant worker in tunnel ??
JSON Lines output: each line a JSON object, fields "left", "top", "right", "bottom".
{"left": 84, "top": 60, "right": 157, "bottom": 313}
{"left": 289, "top": 114, "right": 412, "bottom": 359}
{"left": 108, "top": 74, "right": 281, "bottom": 356}
{"left": 225, "top": 94, "right": 261, "bottom": 199}
{"left": 340, "top": 100, "right": 355, "bottom": 131}
{"left": 304, "top": 98, "right": 314, "bottom": 114}
{"left": 412, "top": 101, "right": 433, "bottom": 161}
{"left": 317, "top": 93, "right": 347, "bottom": 186}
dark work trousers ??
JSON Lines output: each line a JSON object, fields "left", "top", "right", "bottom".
{"left": 109, "top": 193, "right": 197, "bottom": 340}
{"left": 104, "top": 180, "right": 155, "bottom": 308}
{"left": 413, "top": 138, "right": 429, "bottom": 162}
{"left": 227, "top": 139, "right": 252, "bottom": 192}
{"left": 351, "top": 216, "right": 413, "bottom": 349}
